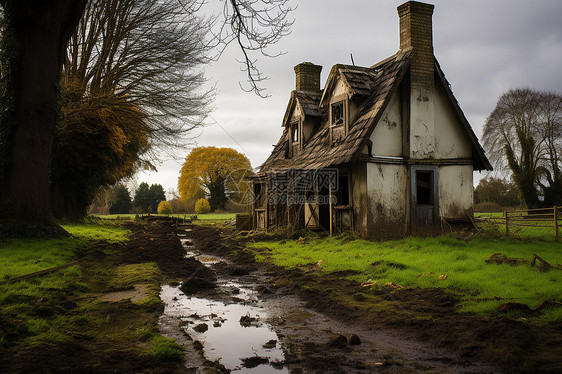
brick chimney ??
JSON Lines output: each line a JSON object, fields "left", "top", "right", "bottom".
{"left": 294, "top": 62, "right": 322, "bottom": 91}
{"left": 398, "top": 1, "right": 436, "bottom": 159}
{"left": 398, "top": 1, "right": 435, "bottom": 92}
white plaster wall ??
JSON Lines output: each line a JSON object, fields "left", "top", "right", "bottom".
{"left": 290, "top": 103, "right": 301, "bottom": 122}
{"left": 370, "top": 91, "right": 402, "bottom": 157}
{"left": 434, "top": 82, "right": 472, "bottom": 159}
{"left": 366, "top": 163, "right": 408, "bottom": 224}
{"left": 332, "top": 77, "right": 348, "bottom": 97}
{"left": 438, "top": 165, "right": 473, "bottom": 217}
{"left": 410, "top": 86, "right": 435, "bottom": 159}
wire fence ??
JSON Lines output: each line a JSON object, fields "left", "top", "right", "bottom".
{"left": 474, "top": 207, "right": 561, "bottom": 240}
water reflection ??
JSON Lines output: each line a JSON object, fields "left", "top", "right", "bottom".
{"left": 161, "top": 285, "right": 286, "bottom": 373}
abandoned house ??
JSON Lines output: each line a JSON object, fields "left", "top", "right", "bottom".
{"left": 251, "top": 1, "right": 492, "bottom": 239}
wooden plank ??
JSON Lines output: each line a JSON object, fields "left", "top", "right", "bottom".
{"left": 555, "top": 206, "right": 559, "bottom": 240}
{"left": 0, "top": 261, "right": 79, "bottom": 285}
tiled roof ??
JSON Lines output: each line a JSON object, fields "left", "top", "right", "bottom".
{"left": 340, "top": 68, "right": 381, "bottom": 96}
{"left": 259, "top": 49, "right": 492, "bottom": 174}
{"left": 297, "top": 91, "right": 322, "bottom": 117}
{"left": 261, "top": 50, "right": 412, "bottom": 173}
{"left": 281, "top": 90, "right": 322, "bottom": 128}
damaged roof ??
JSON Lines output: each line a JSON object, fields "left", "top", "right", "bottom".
{"left": 282, "top": 90, "right": 322, "bottom": 128}
{"left": 259, "top": 48, "right": 491, "bottom": 174}
{"left": 261, "top": 49, "right": 412, "bottom": 173}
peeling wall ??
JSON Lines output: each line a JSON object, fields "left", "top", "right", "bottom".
{"left": 370, "top": 90, "right": 403, "bottom": 157}
{"left": 434, "top": 81, "right": 472, "bottom": 158}
{"left": 332, "top": 77, "right": 348, "bottom": 97}
{"left": 409, "top": 85, "right": 435, "bottom": 159}
{"left": 366, "top": 163, "right": 408, "bottom": 237}
{"left": 438, "top": 165, "right": 473, "bottom": 218}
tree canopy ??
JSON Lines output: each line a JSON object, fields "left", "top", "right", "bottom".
{"left": 133, "top": 182, "right": 165, "bottom": 213}
{"left": 49, "top": 0, "right": 211, "bottom": 219}
{"left": 109, "top": 184, "right": 132, "bottom": 214}
{"left": 178, "top": 146, "right": 253, "bottom": 211}
{"left": 0, "top": 0, "right": 292, "bottom": 235}
{"left": 483, "top": 88, "right": 562, "bottom": 208}
{"left": 157, "top": 200, "right": 172, "bottom": 215}
{"left": 474, "top": 177, "right": 520, "bottom": 207}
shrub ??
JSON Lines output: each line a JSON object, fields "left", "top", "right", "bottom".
{"left": 474, "top": 201, "right": 503, "bottom": 213}
{"left": 194, "top": 198, "right": 210, "bottom": 214}
{"left": 157, "top": 201, "right": 172, "bottom": 214}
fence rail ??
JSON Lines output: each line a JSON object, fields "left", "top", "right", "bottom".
{"left": 474, "top": 206, "right": 561, "bottom": 240}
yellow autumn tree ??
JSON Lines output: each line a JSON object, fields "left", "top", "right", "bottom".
{"left": 178, "top": 147, "right": 253, "bottom": 211}
{"left": 157, "top": 201, "right": 173, "bottom": 215}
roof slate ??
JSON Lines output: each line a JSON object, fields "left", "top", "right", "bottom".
{"left": 261, "top": 50, "right": 412, "bottom": 174}
{"left": 260, "top": 48, "right": 491, "bottom": 174}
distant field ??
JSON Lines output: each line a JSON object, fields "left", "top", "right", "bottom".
{"left": 249, "top": 234, "right": 562, "bottom": 322}
{"left": 94, "top": 213, "right": 236, "bottom": 222}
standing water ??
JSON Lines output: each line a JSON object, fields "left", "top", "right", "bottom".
{"left": 160, "top": 228, "right": 287, "bottom": 373}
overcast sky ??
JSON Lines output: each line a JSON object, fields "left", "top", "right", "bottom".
{"left": 137, "top": 0, "right": 562, "bottom": 197}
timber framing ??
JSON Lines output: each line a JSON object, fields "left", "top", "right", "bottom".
{"left": 251, "top": 1, "right": 491, "bottom": 239}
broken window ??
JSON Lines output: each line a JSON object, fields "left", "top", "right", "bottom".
{"left": 416, "top": 171, "right": 433, "bottom": 205}
{"left": 291, "top": 122, "right": 299, "bottom": 143}
{"left": 331, "top": 101, "right": 344, "bottom": 126}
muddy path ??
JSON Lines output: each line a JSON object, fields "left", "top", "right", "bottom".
{"left": 159, "top": 224, "right": 496, "bottom": 373}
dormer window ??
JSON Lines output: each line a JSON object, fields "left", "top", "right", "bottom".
{"left": 331, "top": 101, "right": 344, "bottom": 126}
{"left": 291, "top": 122, "right": 299, "bottom": 143}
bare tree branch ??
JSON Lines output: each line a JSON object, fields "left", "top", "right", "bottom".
{"left": 483, "top": 88, "right": 562, "bottom": 207}
{"left": 207, "top": 0, "right": 294, "bottom": 97}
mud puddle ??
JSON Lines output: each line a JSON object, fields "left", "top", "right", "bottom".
{"left": 160, "top": 227, "right": 287, "bottom": 373}
{"left": 161, "top": 285, "right": 285, "bottom": 373}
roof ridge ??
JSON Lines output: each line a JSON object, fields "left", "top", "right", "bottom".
{"left": 370, "top": 48, "right": 412, "bottom": 70}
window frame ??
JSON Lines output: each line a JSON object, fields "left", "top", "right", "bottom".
{"left": 331, "top": 101, "right": 345, "bottom": 127}
{"left": 290, "top": 121, "right": 299, "bottom": 143}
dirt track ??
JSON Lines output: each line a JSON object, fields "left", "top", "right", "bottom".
{"left": 162, "top": 224, "right": 498, "bottom": 373}
{"left": 2, "top": 220, "right": 560, "bottom": 373}
{"left": 184, "top": 224, "right": 562, "bottom": 374}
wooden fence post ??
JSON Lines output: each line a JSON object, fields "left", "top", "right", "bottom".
{"left": 555, "top": 206, "right": 559, "bottom": 240}
{"left": 504, "top": 210, "right": 509, "bottom": 237}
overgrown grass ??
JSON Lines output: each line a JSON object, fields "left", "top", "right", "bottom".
{"left": 250, "top": 234, "right": 562, "bottom": 321}
{"left": 0, "top": 219, "right": 177, "bottom": 370}
{"left": 0, "top": 220, "right": 132, "bottom": 347}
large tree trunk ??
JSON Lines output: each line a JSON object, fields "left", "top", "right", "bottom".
{"left": 0, "top": 0, "right": 85, "bottom": 226}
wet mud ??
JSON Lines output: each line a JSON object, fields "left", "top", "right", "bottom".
{"left": 159, "top": 225, "right": 498, "bottom": 373}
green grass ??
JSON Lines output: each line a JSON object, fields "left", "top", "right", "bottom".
{"left": 0, "top": 220, "right": 161, "bottom": 347}
{"left": 0, "top": 220, "right": 131, "bottom": 347}
{"left": 93, "top": 212, "right": 236, "bottom": 225}
{"left": 0, "top": 220, "right": 129, "bottom": 280}
{"left": 193, "top": 213, "right": 236, "bottom": 220}
{"left": 0, "top": 219, "right": 186, "bottom": 372}
{"left": 250, "top": 235, "right": 562, "bottom": 321}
